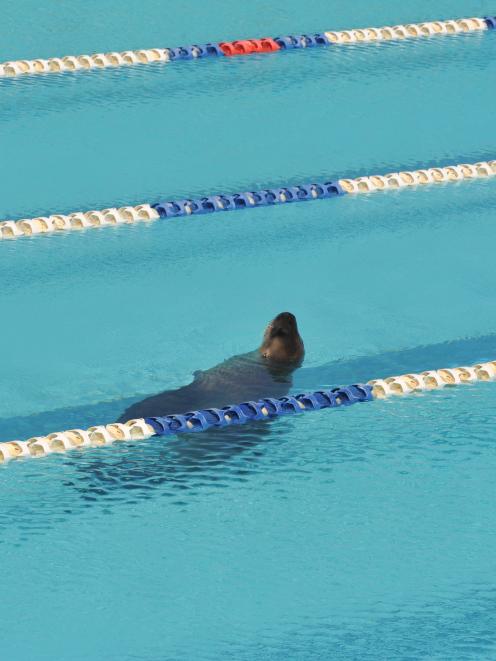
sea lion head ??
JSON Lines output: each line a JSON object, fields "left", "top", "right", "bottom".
{"left": 260, "top": 312, "right": 304, "bottom": 365}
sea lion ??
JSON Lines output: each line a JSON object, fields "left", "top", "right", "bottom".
{"left": 118, "top": 312, "right": 304, "bottom": 422}
{"left": 72, "top": 313, "right": 303, "bottom": 502}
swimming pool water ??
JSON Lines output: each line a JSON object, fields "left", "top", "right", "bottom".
{"left": 1, "top": 1, "right": 496, "bottom": 659}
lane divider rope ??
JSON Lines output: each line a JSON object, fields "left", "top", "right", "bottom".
{"left": 1, "top": 159, "right": 495, "bottom": 242}
{"left": 1, "top": 359, "right": 496, "bottom": 465}
{"left": 0, "top": 15, "right": 494, "bottom": 78}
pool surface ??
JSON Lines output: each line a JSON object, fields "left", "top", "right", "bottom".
{"left": 2, "top": 1, "right": 496, "bottom": 659}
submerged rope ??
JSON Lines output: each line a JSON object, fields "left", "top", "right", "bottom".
{"left": 1, "top": 359, "right": 495, "bottom": 465}
{"left": 0, "top": 16, "right": 494, "bottom": 78}
{"left": 1, "top": 159, "right": 494, "bottom": 241}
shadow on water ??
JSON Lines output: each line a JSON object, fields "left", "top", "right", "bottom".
{"left": 1, "top": 332, "right": 494, "bottom": 507}
{"left": 72, "top": 332, "right": 496, "bottom": 503}
{"left": 295, "top": 333, "right": 496, "bottom": 391}
{"left": 3, "top": 332, "right": 494, "bottom": 442}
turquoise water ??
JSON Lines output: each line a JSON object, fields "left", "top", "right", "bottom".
{"left": 2, "top": 1, "right": 496, "bottom": 659}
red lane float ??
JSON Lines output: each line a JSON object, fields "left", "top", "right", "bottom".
{"left": 219, "top": 38, "right": 281, "bottom": 56}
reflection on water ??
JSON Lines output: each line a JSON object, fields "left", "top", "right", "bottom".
{"left": 72, "top": 421, "right": 276, "bottom": 503}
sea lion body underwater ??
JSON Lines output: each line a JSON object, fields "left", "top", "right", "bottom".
{"left": 118, "top": 312, "right": 304, "bottom": 422}
{"left": 75, "top": 314, "right": 304, "bottom": 502}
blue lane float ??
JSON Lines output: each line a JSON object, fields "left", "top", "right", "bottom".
{"left": 152, "top": 181, "right": 345, "bottom": 219}
{"left": 145, "top": 384, "right": 373, "bottom": 436}
{"left": 273, "top": 33, "right": 329, "bottom": 49}
{"left": 168, "top": 43, "right": 225, "bottom": 60}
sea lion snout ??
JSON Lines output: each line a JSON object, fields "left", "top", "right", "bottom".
{"left": 268, "top": 312, "right": 297, "bottom": 338}
{"left": 261, "top": 312, "right": 304, "bottom": 364}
